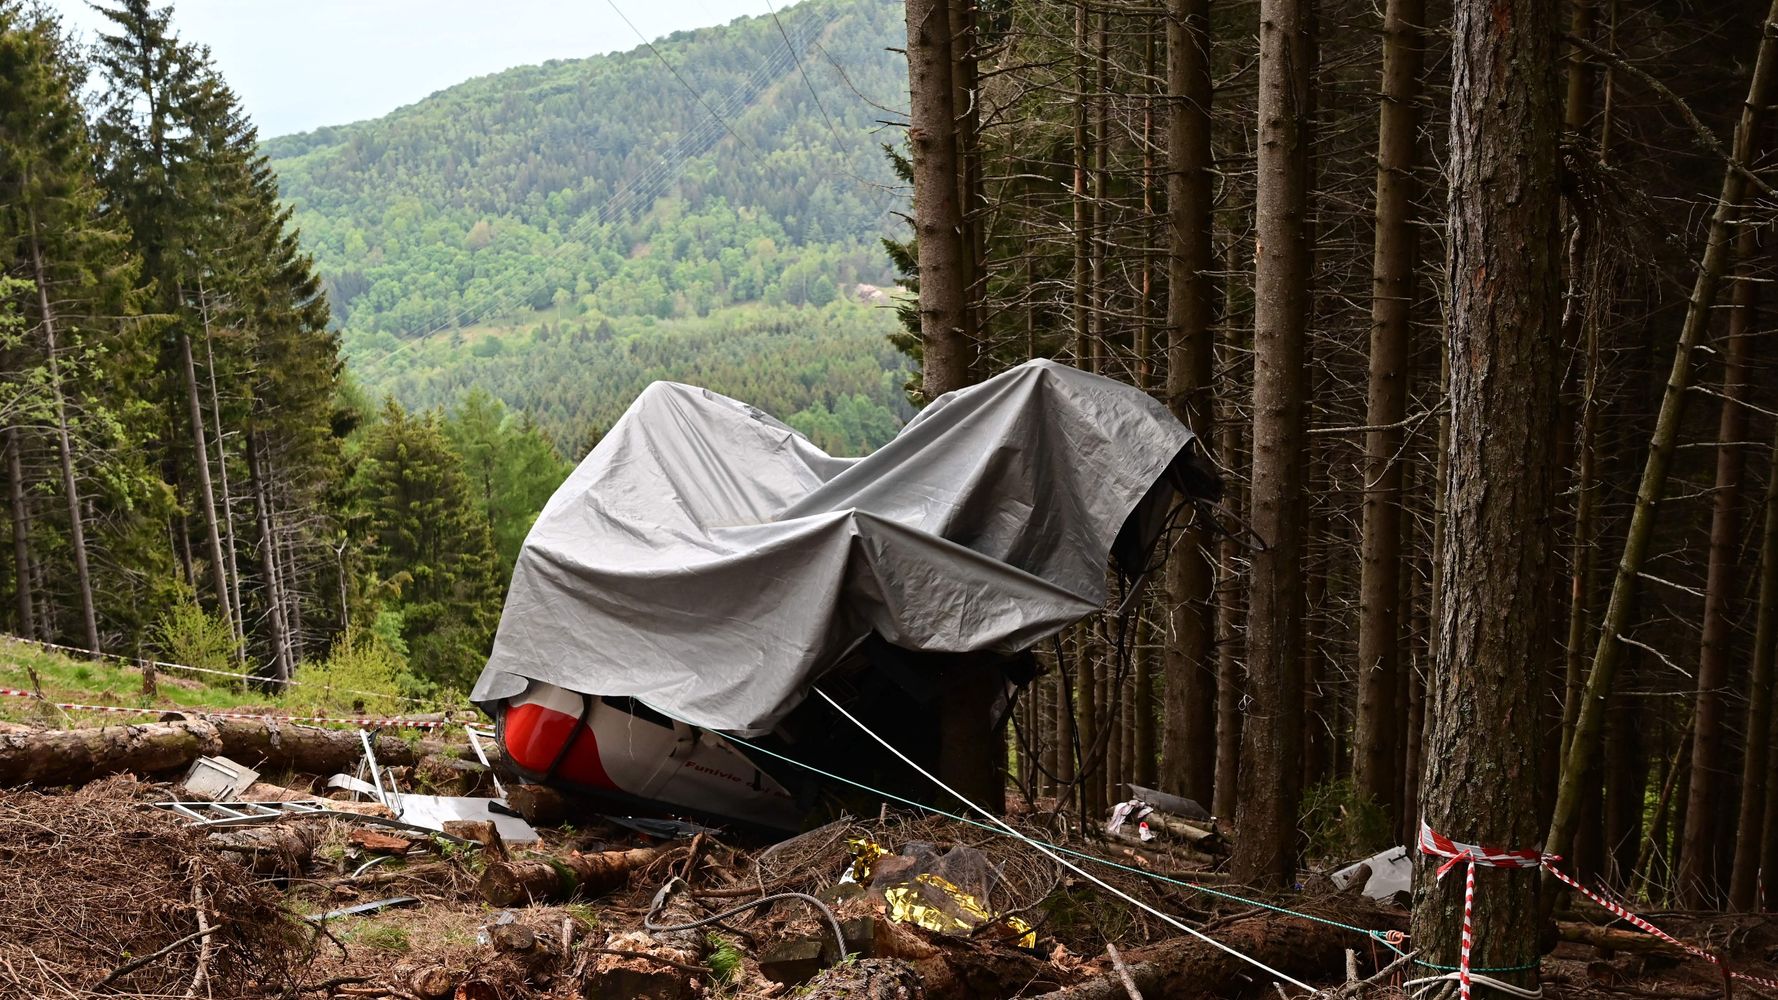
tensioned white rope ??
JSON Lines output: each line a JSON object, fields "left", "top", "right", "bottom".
{"left": 811, "top": 688, "right": 1316, "bottom": 993}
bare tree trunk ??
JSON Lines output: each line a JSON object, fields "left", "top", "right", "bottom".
{"left": 1213, "top": 417, "right": 1243, "bottom": 821}
{"left": 1730, "top": 420, "right": 1778, "bottom": 909}
{"left": 177, "top": 324, "right": 234, "bottom": 650}
{"left": 246, "top": 431, "right": 292, "bottom": 682}
{"left": 1548, "top": 0, "right": 1778, "bottom": 865}
{"left": 197, "top": 291, "right": 246, "bottom": 651}
{"left": 1079, "top": 625, "right": 1102, "bottom": 816}
{"left": 1054, "top": 654, "right": 1076, "bottom": 805}
{"left": 1677, "top": 227, "right": 1758, "bottom": 908}
{"left": 1162, "top": 0, "right": 1217, "bottom": 805}
{"left": 947, "top": 0, "right": 981, "bottom": 379}
{"left": 907, "top": 0, "right": 968, "bottom": 398}
{"left": 908, "top": 0, "right": 995, "bottom": 809}
{"left": 1230, "top": 0, "right": 1314, "bottom": 889}
{"left": 25, "top": 208, "right": 99, "bottom": 653}
{"left": 1412, "top": 0, "right": 1562, "bottom": 984}
{"left": 5, "top": 429, "right": 34, "bottom": 639}
{"left": 1353, "top": 0, "right": 1423, "bottom": 818}
{"left": 1072, "top": 0, "right": 1090, "bottom": 368}
{"left": 1762, "top": 681, "right": 1778, "bottom": 911}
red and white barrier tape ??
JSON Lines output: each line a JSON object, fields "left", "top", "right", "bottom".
{"left": 1541, "top": 861, "right": 1778, "bottom": 991}
{"left": 0, "top": 686, "right": 451, "bottom": 730}
{"left": 1419, "top": 821, "right": 1778, "bottom": 996}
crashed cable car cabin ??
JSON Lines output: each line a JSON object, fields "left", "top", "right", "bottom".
{"left": 471, "top": 359, "right": 1221, "bottom": 831}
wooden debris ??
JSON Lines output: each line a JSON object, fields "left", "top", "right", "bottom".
{"left": 442, "top": 818, "right": 507, "bottom": 860}
{"left": 505, "top": 783, "right": 571, "bottom": 825}
{"left": 204, "top": 823, "right": 321, "bottom": 876}
{"left": 799, "top": 958, "right": 927, "bottom": 999}
{"left": 348, "top": 828, "right": 416, "bottom": 854}
{"left": 409, "top": 965, "right": 456, "bottom": 999}
{"left": 1028, "top": 908, "right": 1366, "bottom": 1000}
{"left": 479, "top": 846, "right": 665, "bottom": 906}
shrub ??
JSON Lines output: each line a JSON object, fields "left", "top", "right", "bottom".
{"left": 148, "top": 599, "right": 241, "bottom": 671}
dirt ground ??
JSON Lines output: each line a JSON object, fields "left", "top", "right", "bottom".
{"left": 0, "top": 777, "right": 1772, "bottom": 1000}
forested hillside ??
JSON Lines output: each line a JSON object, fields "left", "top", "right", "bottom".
{"left": 263, "top": 0, "right": 912, "bottom": 452}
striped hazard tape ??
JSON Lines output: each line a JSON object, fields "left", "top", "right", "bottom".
{"left": 0, "top": 686, "right": 452, "bottom": 730}
{"left": 1419, "top": 821, "right": 1778, "bottom": 997}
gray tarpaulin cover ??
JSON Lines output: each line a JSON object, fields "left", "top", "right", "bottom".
{"left": 471, "top": 359, "right": 1196, "bottom": 735}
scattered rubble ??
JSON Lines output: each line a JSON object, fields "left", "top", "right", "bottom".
{"left": 0, "top": 725, "right": 1770, "bottom": 999}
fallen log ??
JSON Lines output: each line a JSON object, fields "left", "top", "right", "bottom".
{"left": 480, "top": 846, "right": 665, "bottom": 906}
{"left": 1558, "top": 921, "right": 1685, "bottom": 957}
{"left": 1028, "top": 908, "right": 1373, "bottom": 1000}
{"left": 0, "top": 718, "right": 420, "bottom": 787}
{"left": 212, "top": 719, "right": 420, "bottom": 774}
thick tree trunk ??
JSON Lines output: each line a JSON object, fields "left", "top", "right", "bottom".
{"left": 25, "top": 212, "right": 99, "bottom": 653}
{"left": 1161, "top": 0, "right": 1217, "bottom": 806}
{"left": 907, "top": 0, "right": 967, "bottom": 394}
{"left": 1730, "top": 421, "right": 1778, "bottom": 909}
{"left": 0, "top": 718, "right": 420, "bottom": 787}
{"left": 1677, "top": 227, "right": 1757, "bottom": 909}
{"left": 177, "top": 325, "right": 234, "bottom": 648}
{"left": 1548, "top": 0, "right": 1778, "bottom": 864}
{"left": 1352, "top": 0, "right": 1423, "bottom": 818}
{"left": 247, "top": 431, "right": 293, "bottom": 682}
{"left": 1411, "top": 0, "right": 1563, "bottom": 988}
{"left": 1230, "top": 0, "right": 1313, "bottom": 889}
{"left": 907, "top": 0, "right": 990, "bottom": 809}
{"left": 6, "top": 429, "right": 33, "bottom": 639}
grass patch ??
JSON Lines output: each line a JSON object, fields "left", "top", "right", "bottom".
{"left": 0, "top": 637, "right": 464, "bottom": 729}
{"left": 355, "top": 924, "right": 412, "bottom": 953}
{"left": 706, "top": 935, "right": 743, "bottom": 982}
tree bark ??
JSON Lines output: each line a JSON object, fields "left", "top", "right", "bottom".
{"left": 1677, "top": 226, "right": 1757, "bottom": 909}
{"left": 1547, "top": 0, "right": 1778, "bottom": 866}
{"left": 1161, "top": 0, "right": 1217, "bottom": 807}
{"left": 1411, "top": 0, "right": 1563, "bottom": 987}
{"left": 1730, "top": 418, "right": 1778, "bottom": 909}
{"left": 24, "top": 206, "right": 99, "bottom": 653}
{"left": 5, "top": 429, "right": 34, "bottom": 639}
{"left": 1230, "top": 0, "right": 1313, "bottom": 889}
{"left": 1352, "top": 0, "right": 1423, "bottom": 819}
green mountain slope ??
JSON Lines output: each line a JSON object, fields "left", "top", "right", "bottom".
{"left": 266, "top": 0, "right": 912, "bottom": 453}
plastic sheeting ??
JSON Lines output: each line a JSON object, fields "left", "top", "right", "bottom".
{"left": 470, "top": 359, "right": 1199, "bottom": 735}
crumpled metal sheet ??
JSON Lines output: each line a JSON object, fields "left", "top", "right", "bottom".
{"left": 471, "top": 359, "right": 1197, "bottom": 735}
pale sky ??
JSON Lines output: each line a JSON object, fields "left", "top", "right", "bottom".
{"left": 52, "top": 0, "right": 790, "bottom": 138}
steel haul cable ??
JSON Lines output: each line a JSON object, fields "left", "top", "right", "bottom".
{"left": 806, "top": 687, "right": 1318, "bottom": 993}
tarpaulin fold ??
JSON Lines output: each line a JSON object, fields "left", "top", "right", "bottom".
{"left": 471, "top": 359, "right": 1198, "bottom": 735}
